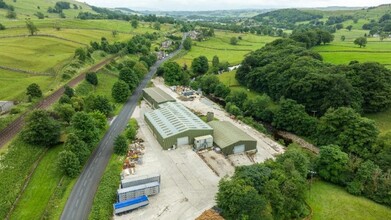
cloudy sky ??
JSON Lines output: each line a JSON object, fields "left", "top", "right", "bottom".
{"left": 76, "top": 0, "right": 390, "bottom": 11}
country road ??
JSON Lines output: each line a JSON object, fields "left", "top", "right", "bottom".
{"left": 0, "top": 55, "right": 118, "bottom": 148}
{"left": 60, "top": 34, "right": 186, "bottom": 220}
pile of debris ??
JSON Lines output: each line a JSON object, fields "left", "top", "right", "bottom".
{"left": 196, "top": 209, "right": 224, "bottom": 220}
{"left": 122, "top": 138, "right": 145, "bottom": 176}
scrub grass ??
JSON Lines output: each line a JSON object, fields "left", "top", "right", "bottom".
{"left": 307, "top": 180, "right": 391, "bottom": 220}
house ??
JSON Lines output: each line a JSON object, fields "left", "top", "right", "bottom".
{"left": 0, "top": 101, "right": 14, "bottom": 114}
{"left": 161, "top": 40, "right": 173, "bottom": 49}
{"left": 188, "top": 31, "right": 200, "bottom": 40}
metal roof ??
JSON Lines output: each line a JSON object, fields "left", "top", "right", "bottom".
{"left": 143, "top": 87, "right": 175, "bottom": 104}
{"left": 118, "top": 182, "right": 160, "bottom": 194}
{"left": 208, "top": 121, "right": 256, "bottom": 149}
{"left": 145, "top": 102, "right": 213, "bottom": 139}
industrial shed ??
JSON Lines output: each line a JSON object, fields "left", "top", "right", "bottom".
{"left": 143, "top": 87, "right": 176, "bottom": 109}
{"left": 144, "top": 102, "right": 213, "bottom": 149}
{"left": 208, "top": 121, "right": 257, "bottom": 155}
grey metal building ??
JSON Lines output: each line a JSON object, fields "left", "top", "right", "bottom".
{"left": 142, "top": 87, "right": 176, "bottom": 109}
{"left": 0, "top": 101, "right": 14, "bottom": 114}
{"left": 208, "top": 121, "right": 257, "bottom": 155}
{"left": 144, "top": 102, "right": 213, "bottom": 149}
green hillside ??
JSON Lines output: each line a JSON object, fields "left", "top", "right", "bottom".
{"left": 0, "top": 0, "right": 94, "bottom": 19}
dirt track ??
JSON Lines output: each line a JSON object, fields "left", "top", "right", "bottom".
{"left": 0, "top": 55, "right": 118, "bottom": 148}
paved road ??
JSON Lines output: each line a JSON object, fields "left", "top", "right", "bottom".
{"left": 60, "top": 34, "right": 186, "bottom": 220}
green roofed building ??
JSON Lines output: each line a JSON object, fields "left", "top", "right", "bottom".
{"left": 143, "top": 87, "right": 176, "bottom": 109}
{"left": 144, "top": 102, "right": 213, "bottom": 149}
{"left": 208, "top": 121, "right": 257, "bottom": 155}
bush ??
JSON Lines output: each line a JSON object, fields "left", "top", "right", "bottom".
{"left": 58, "top": 150, "right": 80, "bottom": 177}
{"left": 26, "top": 83, "right": 43, "bottom": 98}
{"left": 114, "top": 135, "right": 128, "bottom": 155}
{"left": 112, "top": 80, "right": 130, "bottom": 103}
{"left": 86, "top": 72, "right": 98, "bottom": 85}
{"left": 21, "top": 110, "right": 61, "bottom": 147}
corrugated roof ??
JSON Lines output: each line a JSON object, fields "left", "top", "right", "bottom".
{"left": 208, "top": 121, "right": 256, "bottom": 149}
{"left": 118, "top": 182, "right": 160, "bottom": 194}
{"left": 145, "top": 102, "right": 213, "bottom": 139}
{"left": 143, "top": 87, "right": 175, "bottom": 104}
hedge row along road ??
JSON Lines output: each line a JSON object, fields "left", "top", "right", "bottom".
{"left": 60, "top": 33, "right": 187, "bottom": 220}
{"left": 0, "top": 55, "right": 118, "bottom": 148}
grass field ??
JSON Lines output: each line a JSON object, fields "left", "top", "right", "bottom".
{"left": 175, "top": 31, "right": 278, "bottom": 66}
{"left": 217, "top": 70, "right": 260, "bottom": 99}
{"left": 307, "top": 180, "right": 391, "bottom": 220}
{"left": 0, "top": 0, "right": 94, "bottom": 19}
{"left": 366, "top": 108, "right": 391, "bottom": 134}
{"left": 10, "top": 145, "right": 64, "bottom": 220}
{"left": 0, "top": 69, "right": 54, "bottom": 100}
{"left": 0, "top": 36, "right": 79, "bottom": 72}
{"left": 313, "top": 29, "right": 391, "bottom": 68}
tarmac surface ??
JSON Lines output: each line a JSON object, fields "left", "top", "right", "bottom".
{"left": 60, "top": 34, "right": 186, "bottom": 220}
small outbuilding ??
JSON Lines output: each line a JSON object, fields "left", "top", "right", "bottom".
{"left": 0, "top": 101, "right": 14, "bottom": 114}
{"left": 145, "top": 102, "right": 213, "bottom": 149}
{"left": 208, "top": 121, "right": 257, "bottom": 155}
{"left": 142, "top": 87, "right": 176, "bottom": 109}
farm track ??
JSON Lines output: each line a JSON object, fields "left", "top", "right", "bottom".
{"left": 0, "top": 55, "right": 118, "bottom": 149}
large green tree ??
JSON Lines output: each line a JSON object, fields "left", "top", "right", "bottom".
{"left": 114, "top": 134, "right": 128, "bottom": 155}
{"left": 26, "top": 20, "right": 38, "bottom": 35}
{"left": 21, "top": 110, "right": 61, "bottom": 147}
{"left": 86, "top": 72, "right": 98, "bottom": 86}
{"left": 58, "top": 150, "right": 80, "bottom": 177}
{"left": 85, "top": 95, "right": 113, "bottom": 116}
{"left": 191, "top": 56, "right": 209, "bottom": 75}
{"left": 183, "top": 37, "right": 192, "bottom": 50}
{"left": 119, "top": 67, "right": 139, "bottom": 91}
{"left": 54, "top": 103, "right": 75, "bottom": 123}
{"left": 217, "top": 178, "right": 267, "bottom": 220}
{"left": 71, "top": 112, "right": 99, "bottom": 145}
{"left": 316, "top": 107, "right": 379, "bottom": 158}
{"left": 112, "top": 80, "right": 130, "bottom": 103}
{"left": 162, "top": 62, "right": 185, "bottom": 86}
{"left": 64, "top": 133, "right": 90, "bottom": 164}
{"left": 26, "top": 83, "right": 42, "bottom": 98}
{"left": 316, "top": 145, "right": 349, "bottom": 184}
{"left": 354, "top": 37, "right": 367, "bottom": 48}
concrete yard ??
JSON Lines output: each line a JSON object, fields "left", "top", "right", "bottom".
{"left": 199, "top": 150, "right": 235, "bottom": 177}
{"left": 115, "top": 104, "right": 219, "bottom": 220}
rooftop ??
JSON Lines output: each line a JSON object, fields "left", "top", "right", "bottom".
{"left": 208, "top": 121, "right": 256, "bottom": 148}
{"left": 118, "top": 181, "right": 160, "bottom": 194}
{"left": 143, "top": 87, "right": 175, "bottom": 104}
{"left": 145, "top": 102, "right": 213, "bottom": 139}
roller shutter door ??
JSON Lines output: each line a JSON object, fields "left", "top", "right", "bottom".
{"left": 233, "top": 144, "right": 245, "bottom": 154}
{"left": 177, "top": 137, "right": 189, "bottom": 146}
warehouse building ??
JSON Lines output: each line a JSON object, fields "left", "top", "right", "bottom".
{"left": 142, "top": 87, "right": 176, "bottom": 109}
{"left": 144, "top": 102, "right": 213, "bottom": 149}
{"left": 208, "top": 121, "right": 257, "bottom": 155}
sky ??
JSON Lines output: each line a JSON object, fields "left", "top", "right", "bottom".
{"left": 76, "top": 0, "right": 390, "bottom": 11}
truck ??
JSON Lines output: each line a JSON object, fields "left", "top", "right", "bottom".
{"left": 113, "top": 195, "right": 149, "bottom": 215}
{"left": 118, "top": 181, "right": 160, "bottom": 202}
{"left": 121, "top": 173, "right": 161, "bottom": 189}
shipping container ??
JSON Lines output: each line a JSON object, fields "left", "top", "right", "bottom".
{"left": 121, "top": 173, "right": 161, "bottom": 189}
{"left": 194, "top": 135, "right": 213, "bottom": 150}
{"left": 113, "top": 195, "right": 149, "bottom": 215}
{"left": 118, "top": 182, "right": 160, "bottom": 202}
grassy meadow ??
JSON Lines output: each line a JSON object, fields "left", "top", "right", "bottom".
{"left": 314, "top": 29, "right": 391, "bottom": 68}
{"left": 217, "top": 70, "right": 260, "bottom": 99}
{"left": 175, "top": 31, "right": 278, "bottom": 66}
{"left": 0, "top": 0, "right": 94, "bottom": 19}
{"left": 307, "top": 180, "right": 391, "bottom": 220}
